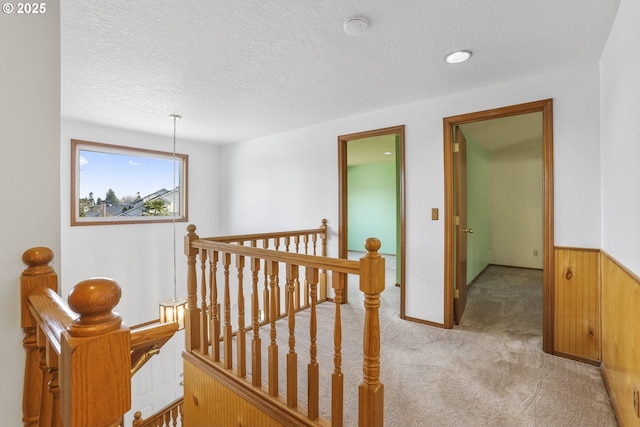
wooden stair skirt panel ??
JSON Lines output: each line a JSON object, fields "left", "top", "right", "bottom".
{"left": 553, "top": 247, "right": 601, "bottom": 363}
{"left": 184, "top": 353, "right": 328, "bottom": 427}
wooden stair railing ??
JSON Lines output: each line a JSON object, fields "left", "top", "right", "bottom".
{"left": 183, "top": 221, "right": 385, "bottom": 427}
{"left": 132, "top": 397, "right": 184, "bottom": 427}
{"left": 21, "top": 247, "right": 131, "bottom": 427}
{"left": 129, "top": 320, "right": 179, "bottom": 376}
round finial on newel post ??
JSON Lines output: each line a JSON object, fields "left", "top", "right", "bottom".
{"left": 67, "top": 278, "right": 122, "bottom": 337}
{"left": 21, "top": 247, "right": 55, "bottom": 276}
{"left": 187, "top": 223, "right": 196, "bottom": 233}
{"left": 364, "top": 238, "right": 381, "bottom": 255}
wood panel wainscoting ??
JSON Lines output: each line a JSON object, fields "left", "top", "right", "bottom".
{"left": 601, "top": 251, "right": 640, "bottom": 427}
{"left": 553, "top": 247, "right": 601, "bottom": 363}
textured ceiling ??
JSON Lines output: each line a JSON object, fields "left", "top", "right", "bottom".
{"left": 61, "top": 0, "right": 620, "bottom": 144}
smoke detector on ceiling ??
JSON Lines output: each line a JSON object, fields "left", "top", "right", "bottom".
{"left": 344, "top": 17, "right": 368, "bottom": 36}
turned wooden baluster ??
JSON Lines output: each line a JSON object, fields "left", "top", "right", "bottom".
{"left": 319, "top": 218, "right": 328, "bottom": 301}
{"left": 37, "top": 336, "right": 53, "bottom": 427}
{"left": 267, "top": 260, "right": 279, "bottom": 397}
{"left": 262, "top": 239, "right": 270, "bottom": 323}
{"left": 184, "top": 224, "right": 201, "bottom": 352}
{"left": 199, "top": 248, "right": 209, "bottom": 355}
{"left": 21, "top": 247, "right": 57, "bottom": 427}
{"left": 222, "top": 252, "right": 233, "bottom": 370}
{"left": 236, "top": 254, "right": 247, "bottom": 378}
{"left": 286, "top": 264, "right": 299, "bottom": 408}
{"left": 307, "top": 267, "right": 319, "bottom": 420}
{"left": 302, "top": 235, "right": 310, "bottom": 309}
{"left": 48, "top": 350, "right": 61, "bottom": 427}
{"left": 293, "top": 247, "right": 302, "bottom": 311}
{"left": 358, "top": 238, "right": 385, "bottom": 427}
{"left": 250, "top": 257, "right": 262, "bottom": 387}
{"left": 332, "top": 272, "right": 345, "bottom": 427}
{"left": 208, "top": 249, "right": 220, "bottom": 362}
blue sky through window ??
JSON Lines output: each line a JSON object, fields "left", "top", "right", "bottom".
{"left": 79, "top": 149, "right": 178, "bottom": 202}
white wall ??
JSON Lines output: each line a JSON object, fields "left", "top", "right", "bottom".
{"left": 221, "top": 63, "right": 602, "bottom": 324}
{"left": 600, "top": 0, "right": 640, "bottom": 275}
{"left": 490, "top": 139, "right": 543, "bottom": 269}
{"left": 0, "top": 4, "right": 61, "bottom": 425}
{"left": 60, "top": 118, "right": 220, "bottom": 422}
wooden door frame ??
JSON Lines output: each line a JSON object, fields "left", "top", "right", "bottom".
{"left": 443, "top": 99, "right": 555, "bottom": 353}
{"left": 338, "top": 125, "right": 406, "bottom": 312}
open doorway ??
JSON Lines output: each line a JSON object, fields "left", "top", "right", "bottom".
{"left": 338, "top": 125, "right": 405, "bottom": 313}
{"left": 443, "top": 99, "right": 555, "bottom": 353}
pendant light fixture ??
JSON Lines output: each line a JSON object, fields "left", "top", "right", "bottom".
{"left": 159, "top": 113, "right": 187, "bottom": 329}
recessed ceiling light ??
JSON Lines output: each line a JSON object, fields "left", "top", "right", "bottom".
{"left": 383, "top": 151, "right": 393, "bottom": 155}
{"left": 445, "top": 50, "right": 472, "bottom": 64}
{"left": 344, "top": 17, "right": 368, "bottom": 36}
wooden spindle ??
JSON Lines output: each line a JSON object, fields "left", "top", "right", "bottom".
{"left": 236, "top": 254, "right": 247, "bottom": 378}
{"left": 267, "top": 261, "right": 279, "bottom": 397}
{"left": 199, "top": 248, "right": 209, "bottom": 355}
{"left": 295, "top": 275, "right": 301, "bottom": 311}
{"left": 307, "top": 267, "right": 319, "bottom": 420}
{"left": 222, "top": 252, "right": 233, "bottom": 370}
{"left": 48, "top": 350, "right": 61, "bottom": 427}
{"left": 250, "top": 257, "right": 262, "bottom": 387}
{"left": 209, "top": 250, "right": 220, "bottom": 362}
{"left": 22, "top": 329, "right": 41, "bottom": 427}
{"left": 208, "top": 249, "right": 220, "bottom": 362}
{"left": 184, "top": 224, "right": 201, "bottom": 352}
{"left": 358, "top": 238, "right": 385, "bottom": 427}
{"left": 38, "top": 333, "right": 53, "bottom": 427}
{"left": 286, "top": 264, "right": 299, "bottom": 408}
{"left": 262, "top": 239, "right": 270, "bottom": 322}
{"left": 21, "top": 247, "right": 56, "bottom": 427}
{"left": 319, "top": 219, "right": 328, "bottom": 301}
{"left": 332, "top": 272, "right": 344, "bottom": 427}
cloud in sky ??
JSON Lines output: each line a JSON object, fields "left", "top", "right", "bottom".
{"left": 79, "top": 155, "right": 88, "bottom": 166}
{"left": 128, "top": 160, "right": 141, "bottom": 166}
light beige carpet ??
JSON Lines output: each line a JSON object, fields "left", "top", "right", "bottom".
{"left": 249, "top": 263, "right": 618, "bottom": 426}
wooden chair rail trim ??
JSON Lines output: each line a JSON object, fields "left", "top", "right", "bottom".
{"left": 191, "top": 240, "right": 359, "bottom": 274}
{"left": 27, "top": 287, "right": 77, "bottom": 354}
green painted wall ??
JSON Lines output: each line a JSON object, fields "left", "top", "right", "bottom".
{"left": 348, "top": 162, "right": 397, "bottom": 254}
{"left": 465, "top": 132, "right": 491, "bottom": 282}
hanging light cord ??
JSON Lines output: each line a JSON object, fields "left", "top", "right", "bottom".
{"left": 171, "top": 114, "right": 180, "bottom": 302}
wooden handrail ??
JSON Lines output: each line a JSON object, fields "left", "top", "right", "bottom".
{"left": 191, "top": 240, "right": 360, "bottom": 274}
{"left": 21, "top": 247, "right": 131, "bottom": 427}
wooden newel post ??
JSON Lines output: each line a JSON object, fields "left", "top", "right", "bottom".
{"left": 184, "top": 224, "right": 201, "bottom": 352}
{"left": 21, "top": 247, "right": 57, "bottom": 427}
{"left": 61, "top": 278, "right": 131, "bottom": 427}
{"left": 358, "top": 238, "right": 385, "bottom": 427}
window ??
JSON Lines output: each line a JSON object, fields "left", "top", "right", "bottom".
{"left": 71, "top": 139, "right": 188, "bottom": 225}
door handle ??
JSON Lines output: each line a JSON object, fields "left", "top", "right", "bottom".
{"left": 461, "top": 228, "right": 474, "bottom": 234}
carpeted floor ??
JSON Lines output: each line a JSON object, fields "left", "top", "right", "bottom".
{"left": 251, "top": 260, "right": 618, "bottom": 426}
